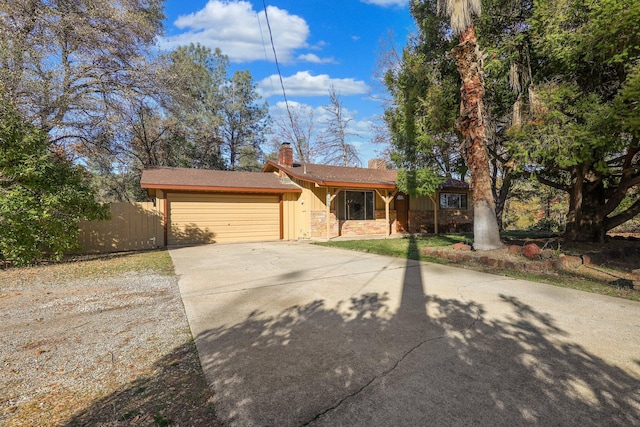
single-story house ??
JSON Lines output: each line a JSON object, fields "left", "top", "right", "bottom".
{"left": 140, "top": 143, "right": 472, "bottom": 246}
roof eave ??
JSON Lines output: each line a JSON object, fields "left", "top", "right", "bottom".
{"left": 317, "top": 181, "right": 397, "bottom": 189}
{"left": 262, "top": 161, "right": 280, "bottom": 173}
{"left": 141, "top": 183, "right": 301, "bottom": 194}
{"left": 266, "top": 162, "right": 398, "bottom": 189}
{"left": 267, "top": 164, "right": 321, "bottom": 184}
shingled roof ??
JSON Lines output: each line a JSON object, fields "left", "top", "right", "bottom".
{"left": 441, "top": 178, "right": 470, "bottom": 190}
{"left": 140, "top": 167, "right": 301, "bottom": 193}
{"left": 263, "top": 161, "right": 398, "bottom": 189}
{"left": 141, "top": 165, "right": 469, "bottom": 194}
{"left": 264, "top": 161, "right": 470, "bottom": 191}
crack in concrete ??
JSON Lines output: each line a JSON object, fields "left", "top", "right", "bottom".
{"left": 300, "top": 334, "right": 445, "bottom": 426}
{"left": 457, "top": 284, "right": 484, "bottom": 329}
{"left": 301, "top": 296, "right": 483, "bottom": 426}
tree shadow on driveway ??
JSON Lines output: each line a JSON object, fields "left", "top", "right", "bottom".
{"left": 193, "top": 237, "right": 640, "bottom": 426}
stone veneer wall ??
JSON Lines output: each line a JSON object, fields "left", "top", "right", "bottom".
{"left": 339, "top": 210, "right": 398, "bottom": 237}
{"left": 409, "top": 209, "right": 472, "bottom": 233}
{"left": 310, "top": 210, "right": 339, "bottom": 238}
{"left": 310, "top": 209, "right": 399, "bottom": 237}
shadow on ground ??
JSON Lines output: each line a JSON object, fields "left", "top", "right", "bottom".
{"left": 65, "top": 238, "right": 640, "bottom": 426}
{"left": 64, "top": 341, "right": 220, "bottom": 426}
{"left": 194, "top": 237, "right": 640, "bottom": 425}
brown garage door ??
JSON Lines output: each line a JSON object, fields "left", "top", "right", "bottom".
{"left": 168, "top": 193, "right": 280, "bottom": 245}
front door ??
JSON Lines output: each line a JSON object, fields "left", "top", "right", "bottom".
{"left": 395, "top": 193, "right": 409, "bottom": 232}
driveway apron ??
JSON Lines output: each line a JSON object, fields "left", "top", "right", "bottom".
{"left": 170, "top": 241, "right": 640, "bottom": 426}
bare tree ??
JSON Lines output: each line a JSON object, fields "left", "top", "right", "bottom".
{"left": 369, "top": 115, "right": 393, "bottom": 161}
{"left": 269, "top": 103, "right": 317, "bottom": 163}
{"left": 318, "top": 86, "right": 361, "bottom": 167}
{"left": 0, "top": 0, "right": 164, "bottom": 155}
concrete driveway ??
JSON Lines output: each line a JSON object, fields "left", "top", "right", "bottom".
{"left": 170, "top": 241, "right": 640, "bottom": 426}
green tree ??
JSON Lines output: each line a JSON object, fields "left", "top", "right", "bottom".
{"left": 383, "top": 2, "right": 464, "bottom": 182}
{"left": 167, "top": 44, "right": 229, "bottom": 170}
{"left": 476, "top": 0, "right": 534, "bottom": 230}
{"left": 0, "top": 102, "right": 107, "bottom": 265}
{"left": 384, "top": 0, "right": 535, "bottom": 232}
{"left": 85, "top": 44, "right": 270, "bottom": 198}
{"left": 220, "top": 70, "right": 268, "bottom": 171}
{"left": 393, "top": 1, "right": 502, "bottom": 247}
{"left": 511, "top": 0, "right": 640, "bottom": 242}
{"left": 396, "top": 168, "right": 445, "bottom": 199}
{"left": 437, "top": 0, "right": 503, "bottom": 250}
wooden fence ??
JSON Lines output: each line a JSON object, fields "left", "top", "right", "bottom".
{"left": 78, "top": 202, "right": 163, "bottom": 254}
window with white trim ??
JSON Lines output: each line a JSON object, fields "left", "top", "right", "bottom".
{"left": 439, "top": 193, "right": 468, "bottom": 209}
{"left": 336, "top": 191, "right": 375, "bottom": 220}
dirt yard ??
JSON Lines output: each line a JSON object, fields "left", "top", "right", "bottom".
{"left": 0, "top": 251, "right": 221, "bottom": 426}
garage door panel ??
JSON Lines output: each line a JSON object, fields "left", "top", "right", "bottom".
{"left": 168, "top": 194, "right": 280, "bottom": 245}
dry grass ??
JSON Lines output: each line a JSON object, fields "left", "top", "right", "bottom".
{"left": 0, "top": 250, "right": 220, "bottom": 426}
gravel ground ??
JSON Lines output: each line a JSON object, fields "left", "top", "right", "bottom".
{"left": 0, "top": 253, "right": 221, "bottom": 426}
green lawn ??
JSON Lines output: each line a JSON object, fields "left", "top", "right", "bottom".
{"left": 315, "top": 235, "right": 470, "bottom": 260}
{"left": 315, "top": 235, "right": 639, "bottom": 301}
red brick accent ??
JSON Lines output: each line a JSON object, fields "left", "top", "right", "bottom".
{"left": 310, "top": 209, "right": 403, "bottom": 237}
{"left": 408, "top": 209, "right": 473, "bottom": 233}
{"left": 278, "top": 143, "right": 294, "bottom": 167}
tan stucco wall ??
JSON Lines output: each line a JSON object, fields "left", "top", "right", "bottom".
{"left": 151, "top": 183, "right": 472, "bottom": 242}
{"left": 282, "top": 192, "right": 300, "bottom": 240}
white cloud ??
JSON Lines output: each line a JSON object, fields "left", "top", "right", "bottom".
{"left": 353, "top": 118, "right": 375, "bottom": 137}
{"left": 258, "top": 71, "right": 369, "bottom": 98}
{"left": 297, "top": 53, "right": 336, "bottom": 64}
{"left": 360, "top": 0, "right": 409, "bottom": 6}
{"left": 158, "top": 0, "right": 309, "bottom": 63}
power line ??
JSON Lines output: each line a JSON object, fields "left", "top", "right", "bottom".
{"left": 261, "top": 0, "right": 302, "bottom": 149}
{"left": 256, "top": 9, "right": 276, "bottom": 97}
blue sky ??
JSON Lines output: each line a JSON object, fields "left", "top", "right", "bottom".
{"left": 158, "top": 0, "right": 416, "bottom": 163}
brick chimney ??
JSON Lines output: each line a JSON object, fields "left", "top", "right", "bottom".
{"left": 278, "top": 142, "right": 294, "bottom": 167}
{"left": 368, "top": 158, "right": 387, "bottom": 169}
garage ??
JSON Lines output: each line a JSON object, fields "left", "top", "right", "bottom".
{"left": 167, "top": 193, "right": 281, "bottom": 245}
{"left": 140, "top": 167, "right": 301, "bottom": 246}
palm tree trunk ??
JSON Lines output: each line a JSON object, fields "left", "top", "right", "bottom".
{"left": 451, "top": 26, "right": 502, "bottom": 250}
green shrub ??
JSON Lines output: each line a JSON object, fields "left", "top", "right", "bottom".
{"left": 0, "top": 102, "right": 108, "bottom": 266}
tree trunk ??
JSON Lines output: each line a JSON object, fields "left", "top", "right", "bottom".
{"left": 451, "top": 26, "right": 502, "bottom": 250}
{"left": 565, "top": 168, "right": 607, "bottom": 242}
{"left": 494, "top": 171, "right": 514, "bottom": 232}
{"left": 565, "top": 204, "right": 607, "bottom": 243}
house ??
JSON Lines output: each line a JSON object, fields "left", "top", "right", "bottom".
{"left": 140, "top": 143, "right": 472, "bottom": 246}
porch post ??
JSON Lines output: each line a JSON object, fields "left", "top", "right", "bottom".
{"left": 385, "top": 191, "right": 391, "bottom": 236}
{"left": 326, "top": 188, "right": 337, "bottom": 240}
{"left": 429, "top": 193, "right": 439, "bottom": 234}
{"left": 375, "top": 189, "right": 397, "bottom": 237}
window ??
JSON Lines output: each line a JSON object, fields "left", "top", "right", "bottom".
{"left": 337, "top": 191, "right": 375, "bottom": 220}
{"left": 439, "top": 193, "right": 468, "bottom": 209}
